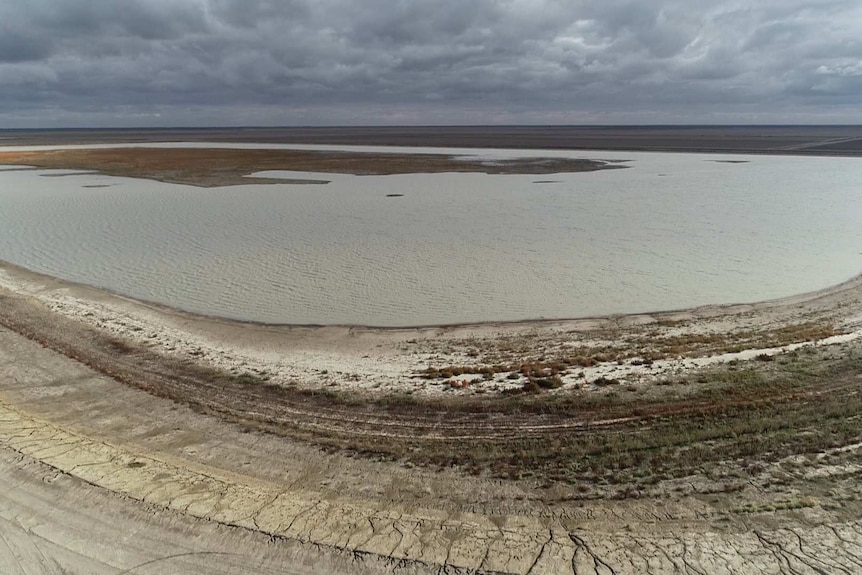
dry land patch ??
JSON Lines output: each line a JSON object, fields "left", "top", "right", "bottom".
{"left": 1, "top": 260, "right": 862, "bottom": 573}
{"left": 0, "top": 147, "right": 621, "bottom": 187}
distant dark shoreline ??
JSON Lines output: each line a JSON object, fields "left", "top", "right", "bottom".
{"left": 2, "top": 125, "right": 862, "bottom": 156}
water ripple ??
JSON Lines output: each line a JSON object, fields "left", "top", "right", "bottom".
{"left": 0, "top": 153, "right": 861, "bottom": 326}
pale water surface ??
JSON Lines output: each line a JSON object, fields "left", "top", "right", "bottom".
{"left": 0, "top": 144, "right": 861, "bottom": 326}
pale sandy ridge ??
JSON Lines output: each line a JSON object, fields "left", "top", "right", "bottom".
{"left": 1, "top": 259, "right": 861, "bottom": 398}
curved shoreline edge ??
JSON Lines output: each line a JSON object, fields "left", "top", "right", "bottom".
{"left": 2, "top": 257, "right": 862, "bottom": 333}
{"left": 3, "top": 142, "right": 861, "bottom": 329}
{"left": 2, "top": 253, "right": 862, "bottom": 403}
{"left": 2, "top": 258, "right": 862, "bottom": 573}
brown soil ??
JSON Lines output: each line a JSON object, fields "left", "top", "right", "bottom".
{"left": 5, "top": 320, "right": 860, "bottom": 574}
{"left": 1, "top": 271, "right": 860, "bottom": 496}
{"left": 0, "top": 147, "right": 621, "bottom": 187}
{"left": 2, "top": 265, "right": 862, "bottom": 573}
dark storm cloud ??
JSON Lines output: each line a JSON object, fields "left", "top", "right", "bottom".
{"left": 0, "top": 0, "right": 860, "bottom": 126}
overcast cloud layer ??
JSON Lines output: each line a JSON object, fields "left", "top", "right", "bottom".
{"left": 1, "top": 0, "right": 861, "bottom": 127}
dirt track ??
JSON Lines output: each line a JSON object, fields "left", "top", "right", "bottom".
{"left": 1, "top": 261, "right": 862, "bottom": 572}
{"left": 2, "top": 263, "right": 861, "bottom": 480}
{"left": 3, "top": 323, "right": 862, "bottom": 574}
{"left": 0, "top": 446, "right": 382, "bottom": 575}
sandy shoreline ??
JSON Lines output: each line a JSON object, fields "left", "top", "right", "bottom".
{"left": 3, "top": 141, "right": 860, "bottom": 328}
{"left": 1, "top": 259, "right": 862, "bottom": 573}
{"left": 2, "top": 258, "right": 860, "bottom": 397}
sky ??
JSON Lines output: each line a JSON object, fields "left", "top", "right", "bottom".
{"left": 1, "top": 0, "right": 861, "bottom": 127}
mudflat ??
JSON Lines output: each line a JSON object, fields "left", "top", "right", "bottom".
{"left": 0, "top": 146, "right": 619, "bottom": 187}
{"left": 1, "top": 259, "right": 862, "bottom": 573}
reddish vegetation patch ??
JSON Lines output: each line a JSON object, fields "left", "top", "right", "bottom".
{"left": 0, "top": 147, "right": 620, "bottom": 187}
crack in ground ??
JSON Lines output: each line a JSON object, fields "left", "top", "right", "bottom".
{"left": 679, "top": 538, "right": 707, "bottom": 575}
{"left": 787, "top": 528, "right": 852, "bottom": 575}
{"left": 754, "top": 530, "right": 821, "bottom": 575}
{"left": 525, "top": 528, "right": 553, "bottom": 575}
{"left": 568, "top": 532, "right": 617, "bottom": 575}
{"left": 389, "top": 516, "right": 407, "bottom": 558}
{"left": 826, "top": 525, "right": 862, "bottom": 566}
{"left": 249, "top": 491, "right": 284, "bottom": 532}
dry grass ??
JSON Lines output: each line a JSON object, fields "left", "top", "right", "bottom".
{"left": 0, "top": 147, "right": 620, "bottom": 187}
{"left": 2, "top": 289, "right": 859, "bottom": 501}
{"left": 354, "top": 345, "right": 862, "bottom": 490}
{"left": 417, "top": 322, "right": 838, "bottom": 382}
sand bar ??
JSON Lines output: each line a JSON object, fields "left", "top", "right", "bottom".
{"left": 0, "top": 146, "right": 620, "bottom": 187}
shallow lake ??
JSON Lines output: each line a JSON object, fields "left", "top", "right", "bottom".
{"left": 1, "top": 144, "right": 861, "bottom": 326}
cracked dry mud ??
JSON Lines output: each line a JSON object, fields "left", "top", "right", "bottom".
{"left": 1, "top": 262, "right": 862, "bottom": 573}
